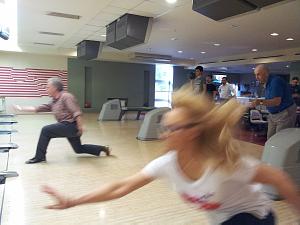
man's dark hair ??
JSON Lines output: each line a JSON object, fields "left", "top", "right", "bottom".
{"left": 207, "top": 75, "right": 213, "bottom": 79}
{"left": 222, "top": 77, "right": 227, "bottom": 81}
{"left": 292, "top": 76, "right": 299, "bottom": 81}
{"left": 195, "top": 66, "right": 203, "bottom": 72}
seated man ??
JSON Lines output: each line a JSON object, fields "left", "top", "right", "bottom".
{"left": 15, "top": 77, "right": 110, "bottom": 164}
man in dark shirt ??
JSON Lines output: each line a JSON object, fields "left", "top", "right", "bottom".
{"left": 15, "top": 77, "right": 110, "bottom": 164}
{"left": 290, "top": 76, "right": 300, "bottom": 106}
{"left": 191, "top": 66, "right": 205, "bottom": 94}
{"left": 205, "top": 75, "right": 217, "bottom": 100}
{"left": 251, "top": 65, "right": 296, "bottom": 139}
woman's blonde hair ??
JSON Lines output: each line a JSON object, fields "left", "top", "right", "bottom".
{"left": 171, "top": 85, "right": 246, "bottom": 172}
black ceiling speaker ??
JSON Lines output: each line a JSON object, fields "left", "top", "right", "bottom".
{"left": 106, "top": 13, "right": 152, "bottom": 50}
{"left": 192, "top": 0, "right": 286, "bottom": 21}
{"left": 106, "top": 21, "right": 116, "bottom": 47}
{"left": 77, "top": 40, "right": 104, "bottom": 60}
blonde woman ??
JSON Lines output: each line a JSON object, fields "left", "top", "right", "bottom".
{"left": 43, "top": 86, "right": 300, "bottom": 225}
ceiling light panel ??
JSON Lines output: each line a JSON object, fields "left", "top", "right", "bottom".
{"left": 166, "top": 0, "right": 177, "bottom": 3}
{"left": 76, "top": 29, "right": 95, "bottom": 36}
{"left": 62, "top": 38, "right": 83, "bottom": 47}
{"left": 81, "top": 25, "right": 103, "bottom": 32}
{"left": 87, "top": 35, "right": 106, "bottom": 42}
{"left": 270, "top": 33, "right": 279, "bottom": 36}
{"left": 93, "top": 12, "right": 119, "bottom": 22}
{"left": 91, "top": 31, "right": 107, "bottom": 38}
{"left": 102, "top": 6, "right": 128, "bottom": 16}
{"left": 61, "top": 43, "right": 76, "bottom": 48}
{"left": 61, "top": 42, "right": 77, "bottom": 48}
{"left": 87, "top": 19, "right": 108, "bottom": 27}
{"left": 150, "top": 0, "right": 189, "bottom": 7}
{"left": 109, "top": 0, "right": 144, "bottom": 10}
{"left": 128, "top": 9, "right": 155, "bottom": 18}
{"left": 133, "top": 1, "right": 170, "bottom": 15}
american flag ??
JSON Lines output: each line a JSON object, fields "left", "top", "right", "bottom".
{"left": 0, "top": 67, "right": 68, "bottom": 97}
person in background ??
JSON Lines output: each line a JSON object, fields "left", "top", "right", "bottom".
{"left": 251, "top": 64, "right": 296, "bottom": 139}
{"left": 290, "top": 76, "right": 300, "bottom": 106}
{"left": 205, "top": 74, "right": 217, "bottom": 100}
{"left": 218, "top": 77, "right": 236, "bottom": 101}
{"left": 191, "top": 66, "right": 205, "bottom": 94}
{"left": 42, "top": 85, "right": 300, "bottom": 225}
{"left": 14, "top": 77, "right": 110, "bottom": 164}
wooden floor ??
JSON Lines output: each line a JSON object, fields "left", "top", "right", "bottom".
{"left": 234, "top": 126, "right": 268, "bottom": 146}
{"left": 1, "top": 113, "right": 299, "bottom": 225}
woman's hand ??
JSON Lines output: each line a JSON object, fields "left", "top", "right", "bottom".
{"left": 41, "top": 185, "right": 73, "bottom": 209}
{"left": 42, "top": 172, "right": 154, "bottom": 210}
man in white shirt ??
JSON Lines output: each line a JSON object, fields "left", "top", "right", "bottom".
{"left": 218, "top": 77, "right": 236, "bottom": 101}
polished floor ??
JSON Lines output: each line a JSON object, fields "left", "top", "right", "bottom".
{"left": 1, "top": 113, "right": 299, "bottom": 225}
{"left": 234, "top": 125, "right": 267, "bottom": 146}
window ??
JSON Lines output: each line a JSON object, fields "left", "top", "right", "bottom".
{"left": 213, "top": 74, "right": 226, "bottom": 83}
{"left": 155, "top": 64, "right": 173, "bottom": 107}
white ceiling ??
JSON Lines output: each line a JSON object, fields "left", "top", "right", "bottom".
{"left": 2, "top": 0, "right": 300, "bottom": 71}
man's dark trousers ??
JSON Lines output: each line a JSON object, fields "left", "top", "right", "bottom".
{"left": 34, "top": 121, "right": 105, "bottom": 159}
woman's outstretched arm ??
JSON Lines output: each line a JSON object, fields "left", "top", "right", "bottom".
{"left": 42, "top": 171, "right": 154, "bottom": 209}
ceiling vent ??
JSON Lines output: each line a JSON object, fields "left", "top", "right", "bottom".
{"left": 34, "top": 42, "right": 55, "bottom": 46}
{"left": 221, "top": 58, "right": 246, "bottom": 62}
{"left": 129, "top": 52, "right": 172, "bottom": 62}
{"left": 200, "top": 61, "right": 218, "bottom": 64}
{"left": 39, "top": 31, "right": 64, "bottom": 36}
{"left": 253, "top": 54, "right": 285, "bottom": 59}
{"left": 46, "top": 11, "right": 81, "bottom": 20}
{"left": 192, "top": 0, "right": 286, "bottom": 21}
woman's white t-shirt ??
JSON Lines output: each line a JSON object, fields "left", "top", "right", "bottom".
{"left": 141, "top": 151, "right": 272, "bottom": 225}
